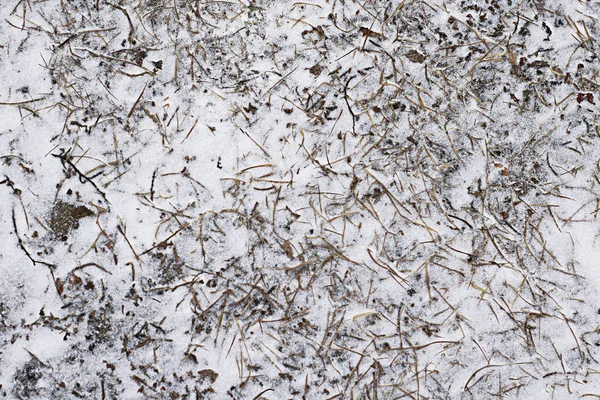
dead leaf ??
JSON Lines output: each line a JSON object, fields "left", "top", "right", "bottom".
{"left": 528, "top": 60, "right": 549, "bottom": 69}
{"left": 56, "top": 278, "right": 64, "bottom": 296}
{"left": 282, "top": 240, "right": 294, "bottom": 258}
{"left": 243, "top": 103, "right": 258, "bottom": 114}
{"left": 359, "top": 27, "right": 381, "bottom": 38}
{"left": 405, "top": 50, "right": 426, "bottom": 63}
{"left": 587, "top": 93, "right": 595, "bottom": 105}
{"left": 198, "top": 369, "right": 219, "bottom": 383}
{"left": 309, "top": 64, "right": 324, "bottom": 76}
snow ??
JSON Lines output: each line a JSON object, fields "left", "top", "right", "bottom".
{"left": 2, "top": 0, "right": 600, "bottom": 398}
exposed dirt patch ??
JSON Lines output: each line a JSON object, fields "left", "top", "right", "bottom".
{"left": 49, "top": 201, "right": 94, "bottom": 238}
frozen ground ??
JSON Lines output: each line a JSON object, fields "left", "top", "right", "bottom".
{"left": 1, "top": 0, "right": 600, "bottom": 398}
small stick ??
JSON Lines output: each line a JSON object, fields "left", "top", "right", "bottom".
{"left": 0, "top": 97, "right": 46, "bottom": 106}
{"left": 127, "top": 81, "right": 148, "bottom": 121}
{"left": 52, "top": 150, "right": 108, "bottom": 201}
{"left": 344, "top": 76, "right": 357, "bottom": 135}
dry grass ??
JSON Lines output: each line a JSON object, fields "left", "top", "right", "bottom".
{"left": 1, "top": 0, "right": 600, "bottom": 398}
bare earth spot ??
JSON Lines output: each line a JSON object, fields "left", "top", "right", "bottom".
{"left": 49, "top": 201, "right": 94, "bottom": 238}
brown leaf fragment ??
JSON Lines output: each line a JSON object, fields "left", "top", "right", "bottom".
{"left": 302, "top": 26, "right": 325, "bottom": 37}
{"left": 185, "top": 352, "right": 198, "bottom": 363}
{"left": 405, "top": 50, "right": 426, "bottom": 63}
{"left": 56, "top": 278, "right": 64, "bottom": 296}
{"left": 508, "top": 48, "right": 518, "bottom": 65}
{"left": 69, "top": 274, "right": 83, "bottom": 286}
{"left": 198, "top": 369, "right": 219, "bottom": 383}
{"left": 587, "top": 93, "right": 595, "bottom": 105}
{"left": 282, "top": 240, "right": 294, "bottom": 258}
{"left": 151, "top": 60, "right": 163, "bottom": 70}
{"left": 359, "top": 27, "right": 381, "bottom": 38}
{"left": 132, "top": 49, "right": 147, "bottom": 66}
{"left": 243, "top": 103, "right": 258, "bottom": 114}
{"left": 309, "top": 64, "right": 323, "bottom": 76}
{"left": 528, "top": 60, "right": 549, "bottom": 69}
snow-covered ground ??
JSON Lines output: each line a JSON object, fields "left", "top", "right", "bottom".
{"left": 1, "top": 0, "right": 600, "bottom": 398}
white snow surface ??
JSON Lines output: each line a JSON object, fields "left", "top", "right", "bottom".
{"left": 1, "top": 0, "right": 600, "bottom": 398}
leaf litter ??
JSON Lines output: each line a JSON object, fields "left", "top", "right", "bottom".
{"left": 1, "top": 0, "right": 600, "bottom": 398}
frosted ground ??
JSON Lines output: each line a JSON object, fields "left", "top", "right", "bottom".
{"left": 1, "top": 0, "right": 600, "bottom": 398}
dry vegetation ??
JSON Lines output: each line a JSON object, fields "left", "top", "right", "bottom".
{"left": 1, "top": 0, "right": 600, "bottom": 398}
